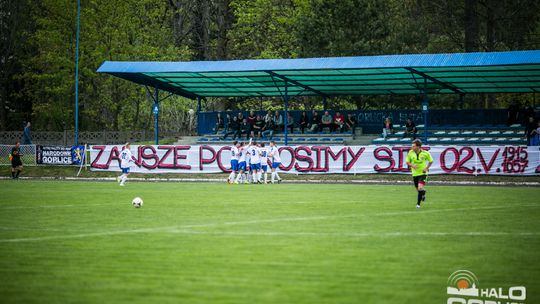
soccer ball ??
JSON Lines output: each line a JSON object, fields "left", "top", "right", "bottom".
{"left": 132, "top": 197, "right": 143, "bottom": 208}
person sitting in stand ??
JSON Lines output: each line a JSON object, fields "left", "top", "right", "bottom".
{"left": 253, "top": 115, "right": 265, "bottom": 139}
{"left": 286, "top": 112, "right": 295, "bottom": 134}
{"left": 274, "top": 110, "right": 283, "bottom": 132}
{"left": 262, "top": 118, "right": 276, "bottom": 140}
{"left": 333, "top": 111, "right": 345, "bottom": 133}
{"left": 382, "top": 117, "right": 394, "bottom": 139}
{"left": 237, "top": 112, "right": 244, "bottom": 122}
{"left": 223, "top": 116, "right": 240, "bottom": 139}
{"left": 309, "top": 111, "right": 320, "bottom": 133}
{"left": 264, "top": 110, "right": 273, "bottom": 124}
{"left": 239, "top": 118, "right": 250, "bottom": 140}
{"left": 346, "top": 113, "right": 357, "bottom": 134}
{"left": 403, "top": 118, "right": 417, "bottom": 139}
{"left": 320, "top": 111, "right": 333, "bottom": 132}
{"left": 213, "top": 112, "right": 224, "bottom": 134}
{"left": 299, "top": 111, "right": 309, "bottom": 134}
{"left": 247, "top": 110, "right": 256, "bottom": 137}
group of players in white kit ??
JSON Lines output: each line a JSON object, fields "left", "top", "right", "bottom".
{"left": 114, "top": 140, "right": 282, "bottom": 186}
{"left": 227, "top": 140, "right": 282, "bottom": 184}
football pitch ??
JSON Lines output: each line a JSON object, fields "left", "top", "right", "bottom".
{"left": 0, "top": 180, "right": 538, "bottom": 303}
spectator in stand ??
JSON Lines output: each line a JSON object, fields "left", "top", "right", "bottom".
{"left": 382, "top": 117, "right": 394, "bottom": 139}
{"left": 403, "top": 118, "right": 417, "bottom": 139}
{"left": 237, "top": 112, "right": 244, "bottom": 122}
{"left": 333, "top": 111, "right": 345, "bottom": 133}
{"left": 274, "top": 110, "right": 283, "bottom": 132}
{"left": 253, "top": 115, "right": 265, "bottom": 139}
{"left": 309, "top": 111, "right": 320, "bottom": 133}
{"left": 525, "top": 116, "right": 537, "bottom": 146}
{"left": 23, "top": 122, "right": 32, "bottom": 144}
{"left": 531, "top": 121, "right": 540, "bottom": 146}
{"left": 299, "top": 111, "right": 309, "bottom": 134}
{"left": 321, "top": 111, "right": 333, "bottom": 132}
{"left": 346, "top": 113, "right": 357, "bottom": 134}
{"left": 225, "top": 113, "right": 232, "bottom": 132}
{"left": 239, "top": 118, "right": 250, "bottom": 139}
{"left": 247, "top": 110, "right": 256, "bottom": 137}
{"left": 262, "top": 117, "right": 276, "bottom": 139}
{"left": 286, "top": 112, "right": 295, "bottom": 134}
{"left": 264, "top": 110, "right": 273, "bottom": 124}
{"left": 223, "top": 116, "right": 240, "bottom": 139}
{"left": 213, "top": 112, "right": 224, "bottom": 134}
{"left": 507, "top": 102, "right": 520, "bottom": 126}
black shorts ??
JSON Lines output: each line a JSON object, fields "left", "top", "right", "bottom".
{"left": 11, "top": 160, "right": 22, "bottom": 168}
{"left": 413, "top": 175, "right": 427, "bottom": 188}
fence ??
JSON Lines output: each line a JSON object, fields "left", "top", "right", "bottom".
{"left": 0, "top": 131, "right": 185, "bottom": 145}
{"left": 0, "top": 145, "right": 37, "bottom": 166}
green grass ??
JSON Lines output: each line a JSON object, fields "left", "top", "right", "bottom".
{"left": 0, "top": 181, "right": 539, "bottom": 304}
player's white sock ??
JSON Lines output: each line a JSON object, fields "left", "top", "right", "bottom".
{"left": 252, "top": 172, "right": 257, "bottom": 183}
{"left": 271, "top": 172, "right": 275, "bottom": 183}
{"left": 257, "top": 172, "right": 261, "bottom": 182}
{"left": 264, "top": 172, "right": 268, "bottom": 183}
{"left": 235, "top": 173, "right": 241, "bottom": 183}
{"left": 275, "top": 172, "right": 281, "bottom": 180}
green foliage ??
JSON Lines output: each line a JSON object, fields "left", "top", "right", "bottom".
{"left": 3, "top": 0, "right": 540, "bottom": 131}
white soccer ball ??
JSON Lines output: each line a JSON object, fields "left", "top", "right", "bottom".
{"left": 132, "top": 197, "right": 143, "bottom": 208}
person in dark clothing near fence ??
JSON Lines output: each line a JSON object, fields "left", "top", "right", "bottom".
{"left": 10, "top": 141, "right": 23, "bottom": 179}
{"left": 239, "top": 118, "right": 250, "bottom": 139}
{"left": 213, "top": 113, "right": 224, "bottom": 134}
{"left": 299, "top": 111, "right": 309, "bottom": 134}
{"left": 346, "top": 113, "right": 357, "bottom": 134}
{"left": 525, "top": 116, "right": 537, "bottom": 146}
{"left": 403, "top": 118, "right": 417, "bottom": 139}
{"left": 222, "top": 116, "right": 240, "bottom": 139}
{"left": 23, "top": 122, "right": 32, "bottom": 144}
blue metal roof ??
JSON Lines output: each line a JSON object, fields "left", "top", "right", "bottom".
{"left": 97, "top": 50, "right": 540, "bottom": 99}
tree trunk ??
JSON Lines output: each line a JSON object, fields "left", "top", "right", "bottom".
{"left": 192, "top": 0, "right": 211, "bottom": 60}
{"left": 464, "top": 0, "right": 479, "bottom": 52}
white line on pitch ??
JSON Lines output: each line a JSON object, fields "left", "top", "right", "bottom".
{"left": 0, "top": 204, "right": 538, "bottom": 243}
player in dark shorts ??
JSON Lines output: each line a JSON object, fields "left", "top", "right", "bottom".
{"left": 406, "top": 139, "right": 433, "bottom": 208}
{"left": 10, "top": 141, "right": 23, "bottom": 179}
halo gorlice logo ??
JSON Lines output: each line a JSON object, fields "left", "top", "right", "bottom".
{"left": 447, "top": 270, "right": 527, "bottom": 304}
{"left": 447, "top": 270, "right": 480, "bottom": 297}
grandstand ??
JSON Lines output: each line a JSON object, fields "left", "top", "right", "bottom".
{"left": 98, "top": 50, "right": 540, "bottom": 146}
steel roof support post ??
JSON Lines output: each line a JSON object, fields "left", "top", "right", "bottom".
{"left": 74, "top": 0, "right": 81, "bottom": 146}
{"left": 284, "top": 81, "right": 289, "bottom": 146}
{"left": 422, "top": 77, "right": 429, "bottom": 144}
{"left": 154, "top": 87, "right": 160, "bottom": 145}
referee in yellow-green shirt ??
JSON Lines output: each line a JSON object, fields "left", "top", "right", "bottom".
{"left": 406, "top": 139, "right": 433, "bottom": 208}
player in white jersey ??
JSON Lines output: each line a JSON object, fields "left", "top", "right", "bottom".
{"left": 259, "top": 143, "right": 270, "bottom": 184}
{"left": 228, "top": 141, "right": 240, "bottom": 184}
{"left": 247, "top": 141, "right": 262, "bottom": 184}
{"left": 234, "top": 142, "right": 248, "bottom": 184}
{"left": 117, "top": 143, "right": 133, "bottom": 186}
{"left": 245, "top": 145, "right": 253, "bottom": 183}
{"left": 268, "top": 141, "right": 282, "bottom": 183}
